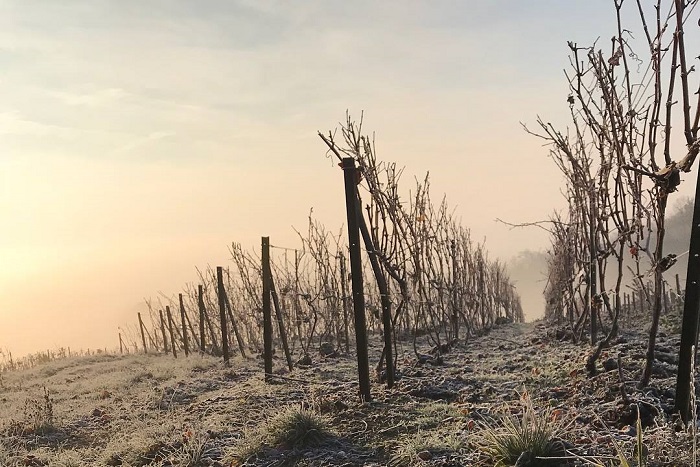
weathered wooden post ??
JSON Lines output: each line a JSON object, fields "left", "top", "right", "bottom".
{"left": 674, "top": 145, "right": 700, "bottom": 421}
{"left": 589, "top": 188, "right": 598, "bottom": 345}
{"left": 179, "top": 294, "right": 189, "bottom": 357}
{"left": 478, "top": 259, "right": 486, "bottom": 327}
{"left": 138, "top": 312, "right": 148, "bottom": 354}
{"left": 166, "top": 306, "right": 177, "bottom": 358}
{"left": 342, "top": 157, "right": 371, "bottom": 402}
{"left": 216, "top": 267, "right": 230, "bottom": 365}
{"left": 197, "top": 285, "right": 206, "bottom": 352}
{"left": 450, "top": 240, "right": 460, "bottom": 339}
{"left": 159, "top": 310, "right": 169, "bottom": 353}
{"left": 119, "top": 333, "right": 124, "bottom": 355}
{"left": 676, "top": 273, "right": 681, "bottom": 296}
{"left": 270, "top": 274, "right": 293, "bottom": 372}
{"left": 262, "top": 237, "right": 274, "bottom": 381}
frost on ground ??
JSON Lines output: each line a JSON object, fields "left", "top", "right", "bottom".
{"left": 0, "top": 319, "right": 697, "bottom": 466}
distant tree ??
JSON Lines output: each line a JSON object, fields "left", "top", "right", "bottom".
{"left": 508, "top": 250, "right": 548, "bottom": 321}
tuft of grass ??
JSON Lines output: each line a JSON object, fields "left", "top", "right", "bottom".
{"left": 477, "top": 393, "right": 566, "bottom": 466}
{"left": 234, "top": 406, "right": 334, "bottom": 463}
{"left": 265, "top": 406, "right": 334, "bottom": 449}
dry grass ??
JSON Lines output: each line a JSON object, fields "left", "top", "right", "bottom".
{"left": 0, "top": 321, "right": 696, "bottom": 466}
{"left": 234, "top": 405, "right": 336, "bottom": 464}
{"left": 476, "top": 392, "right": 567, "bottom": 466}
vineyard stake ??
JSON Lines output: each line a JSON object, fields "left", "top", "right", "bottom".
{"left": 674, "top": 149, "right": 700, "bottom": 420}
{"left": 198, "top": 285, "right": 206, "bottom": 352}
{"left": 217, "top": 266, "right": 230, "bottom": 365}
{"left": 166, "top": 306, "right": 177, "bottom": 358}
{"left": 159, "top": 309, "right": 168, "bottom": 353}
{"left": 138, "top": 312, "right": 148, "bottom": 354}
{"left": 342, "top": 157, "right": 371, "bottom": 402}
{"left": 262, "top": 236, "right": 274, "bottom": 381}
{"left": 179, "top": 293, "right": 189, "bottom": 357}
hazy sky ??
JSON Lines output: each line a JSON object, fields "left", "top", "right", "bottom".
{"left": 1, "top": 1, "right": 697, "bottom": 357}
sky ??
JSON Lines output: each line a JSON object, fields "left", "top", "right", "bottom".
{"left": 1, "top": 1, "right": 697, "bottom": 357}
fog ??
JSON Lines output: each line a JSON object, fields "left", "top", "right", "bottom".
{"left": 1, "top": 0, "right": 697, "bottom": 357}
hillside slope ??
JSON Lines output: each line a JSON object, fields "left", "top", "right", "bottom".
{"left": 0, "top": 318, "right": 694, "bottom": 466}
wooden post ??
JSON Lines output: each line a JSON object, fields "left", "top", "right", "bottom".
{"left": 138, "top": 312, "right": 148, "bottom": 354}
{"left": 478, "top": 259, "right": 485, "bottom": 327}
{"left": 674, "top": 143, "right": 700, "bottom": 420}
{"left": 216, "top": 267, "right": 230, "bottom": 365}
{"left": 495, "top": 268, "right": 502, "bottom": 321}
{"left": 119, "top": 333, "right": 124, "bottom": 355}
{"left": 270, "top": 274, "right": 293, "bottom": 372}
{"left": 166, "top": 306, "right": 177, "bottom": 358}
{"left": 179, "top": 294, "right": 190, "bottom": 357}
{"left": 262, "top": 237, "right": 274, "bottom": 381}
{"left": 589, "top": 188, "right": 598, "bottom": 345}
{"left": 197, "top": 285, "right": 206, "bottom": 352}
{"left": 676, "top": 273, "right": 682, "bottom": 296}
{"left": 342, "top": 157, "right": 371, "bottom": 402}
{"left": 159, "top": 309, "right": 168, "bottom": 353}
{"left": 451, "top": 240, "right": 459, "bottom": 340}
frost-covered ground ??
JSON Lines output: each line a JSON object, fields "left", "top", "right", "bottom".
{"left": 0, "top": 319, "right": 696, "bottom": 466}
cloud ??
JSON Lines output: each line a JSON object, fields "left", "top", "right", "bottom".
{"left": 0, "top": 111, "right": 79, "bottom": 139}
{"left": 111, "top": 130, "right": 177, "bottom": 155}
{"left": 50, "top": 88, "right": 128, "bottom": 107}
